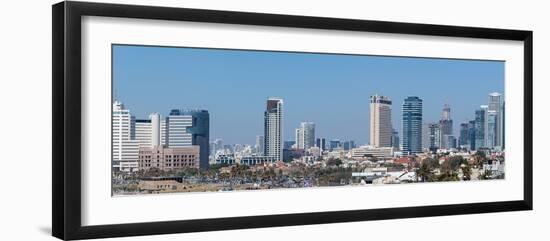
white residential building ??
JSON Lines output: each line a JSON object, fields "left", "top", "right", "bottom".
{"left": 112, "top": 101, "right": 139, "bottom": 172}
{"left": 264, "top": 98, "right": 283, "bottom": 161}
{"left": 295, "top": 122, "right": 315, "bottom": 150}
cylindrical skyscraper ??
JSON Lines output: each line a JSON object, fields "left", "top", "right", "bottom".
{"left": 149, "top": 112, "right": 161, "bottom": 147}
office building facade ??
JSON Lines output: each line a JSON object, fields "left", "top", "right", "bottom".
{"left": 316, "top": 137, "right": 326, "bottom": 152}
{"left": 438, "top": 104, "right": 453, "bottom": 149}
{"left": 369, "top": 95, "right": 393, "bottom": 147}
{"left": 401, "top": 96, "right": 423, "bottom": 154}
{"left": 475, "top": 105, "right": 488, "bottom": 150}
{"left": 138, "top": 145, "right": 200, "bottom": 171}
{"left": 167, "top": 109, "right": 210, "bottom": 169}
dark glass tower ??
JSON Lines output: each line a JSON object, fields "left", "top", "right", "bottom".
{"left": 167, "top": 109, "right": 210, "bottom": 169}
{"left": 474, "top": 106, "right": 487, "bottom": 150}
{"left": 401, "top": 96, "right": 423, "bottom": 154}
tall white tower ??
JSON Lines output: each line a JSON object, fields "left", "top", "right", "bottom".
{"left": 264, "top": 97, "right": 283, "bottom": 161}
{"left": 112, "top": 101, "right": 139, "bottom": 172}
{"left": 149, "top": 112, "right": 161, "bottom": 147}
{"left": 370, "top": 95, "right": 392, "bottom": 147}
{"left": 296, "top": 122, "right": 315, "bottom": 150}
{"left": 488, "top": 92, "right": 503, "bottom": 149}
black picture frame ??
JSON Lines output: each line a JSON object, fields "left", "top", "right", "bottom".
{"left": 52, "top": 1, "right": 533, "bottom": 240}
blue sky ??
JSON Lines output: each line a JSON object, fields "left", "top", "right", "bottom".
{"left": 113, "top": 45, "right": 504, "bottom": 145}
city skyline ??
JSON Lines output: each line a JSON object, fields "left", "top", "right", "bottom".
{"left": 113, "top": 45, "right": 504, "bottom": 145}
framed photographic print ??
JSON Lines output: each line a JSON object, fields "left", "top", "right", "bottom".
{"left": 52, "top": 1, "right": 533, "bottom": 240}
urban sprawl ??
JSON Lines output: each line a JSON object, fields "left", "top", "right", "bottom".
{"left": 112, "top": 92, "right": 505, "bottom": 195}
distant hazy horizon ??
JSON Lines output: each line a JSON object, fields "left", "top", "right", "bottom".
{"left": 113, "top": 45, "right": 504, "bottom": 146}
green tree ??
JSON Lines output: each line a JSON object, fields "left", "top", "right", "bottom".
{"left": 327, "top": 158, "right": 343, "bottom": 167}
{"left": 473, "top": 151, "right": 487, "bottom": 167}
{"left": 480, "top": 169, "right": 493, "bottom": 180}
{"left": 416, "top": 157, "right": 439, "bottom": 182}
{"left": 436, "top": 171, "right": 460, "bottom": 182}
{"left": 416, "top": 163, "right": 432, "bottom": 182}
{"left": 441, "top": 156, "right": 466, "bottom": 173}
{"left": 460, "top": 164, "right": 472, "bottom": 181}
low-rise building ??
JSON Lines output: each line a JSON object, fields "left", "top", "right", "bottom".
{"left": 240, "top": 155, "right": 278, "bottom": 165}
{"left": 138, "top": 145, "right": 200, "bottom": 171}
{"left": 138, "top": 177, "right": 186, "bottom": 193}
{"left": 215, "top": 154, "right": 236, "bottom": 165}
{"left": 351, "top": 146, "right": 395, "bottom": 160}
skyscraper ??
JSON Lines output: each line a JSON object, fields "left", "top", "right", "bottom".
{"left": 264, "top": 97, "right": 283, "bottom": 161}
{"left": 439, "top": 104, "right": 453, "bottom": 149}
{"left": 401, "top": 96, "right": 423, "bottom": 154}
{"left": 458, "top": 122, "right": 470, "bottom": 148}
{"left": 486, "top": 110, "right": 498, "bottom": 148}
{"left": 135, "top": 119, "right": 152, "bottom": 149}
{"left": 468, "top": 120, "right": 476, "bottom": 150}
{"left": 112, "top": 101, "right": 139, "bottom": 172}
{"left": 391, "top": 129, "right": 400, "bottom": 150}
{"left": 296, "top": 122, "right": 315, "bottom": 150}
{"left": 167, "top": 109, "right": 210, "bottom": 169}
{"left": 150, "top": 112, "right": 161, "bottom": 147}
{"left": 443, "top": 135, "right": 457, "bottom": 149}
{"left": 316, "top": 138, "right": 326, "bottom": 152}
{"left": 488, "top": 92, "right": 504, "bottom": 149}
{"left": 474, "top": 105, "right": 488, "bottom": 150}
{"left": 369, "top": 95, "right": 392, "bottom": 147}
{"left": 136, "top": 113, "right": 166, "bottom": 149}
{"left": 255, "top": 135, "right": 264, "bottom": 155}
{"left": 295, "top": 128, "right": 302, "bottom": 149}
{"left": 422, "top": 122, "right": 440, "bottom": 151}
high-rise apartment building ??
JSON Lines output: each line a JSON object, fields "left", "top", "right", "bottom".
{"left": 488, "top": 92, "right": 504, "bottom": 149}
{"left": 296, "top": 122, "right": 315, "bottom": 150}
{"left": 255, "top": 135, "right": 264, "bottom": 155}
{"left": 112, "top": 101, "right": 139, "bottom": 172}
{"left": 369, "top": 95, "right": 392, "bottom": 147}
{"left": 135, "top": 119, "right": 152, "bottom": 149}
{"left": 295, "top": 128, "right": 302, "bottom": 149}
{"left": 401, "top": 96, "right": 423, "bottom": 154}
{"left": 422, "top": 122, "right": 440, "bottom": 151}
{"left": 264, "top": 98, "right": 283, "bottom": 161}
